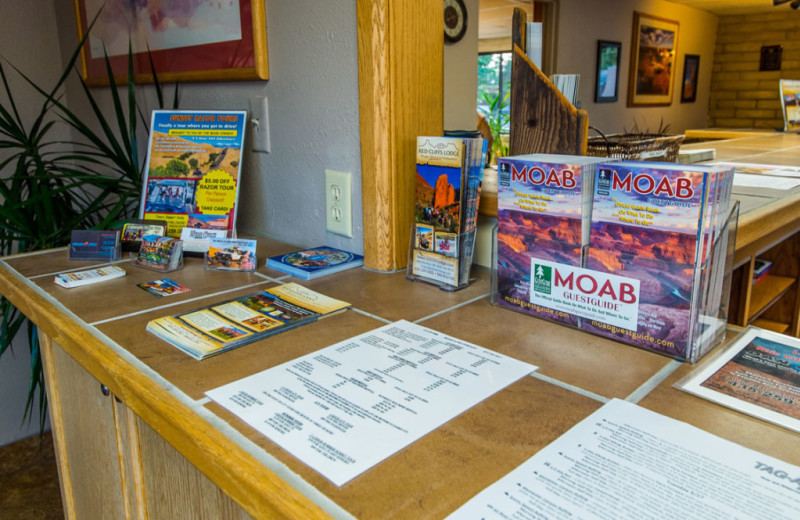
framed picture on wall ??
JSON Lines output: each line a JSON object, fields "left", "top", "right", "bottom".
{"left": 73, "top": 0, "right": 269, "bottom": 85}
{"left": 595, "top": 40, "right": 622, "bottom": 103}
{"left": 681, "top": 54, "right": 700, "bottom": 103}
{"left": 628, "top": 12, "right": 679, "bottom": 106}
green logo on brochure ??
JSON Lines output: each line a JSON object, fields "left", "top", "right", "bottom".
{"left": 533, "top": 264, "right": 551, "bottom": 294}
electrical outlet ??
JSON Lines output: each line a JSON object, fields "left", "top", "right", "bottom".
{"left": 249, "top": 96, "right": 270, "bottom": 153}
{"left": 325, "top": 169, "right": 352, "bottom": 237}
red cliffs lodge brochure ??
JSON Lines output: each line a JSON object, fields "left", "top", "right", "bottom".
{"left": 139, "top": 110, "right": 247, "bottom": 238}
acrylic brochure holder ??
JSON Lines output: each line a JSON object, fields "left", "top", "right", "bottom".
{"left": 68, "top": 243, "right": 122, "bottom": 262}
{"left": 132, "top": 239, "right": 184, "bottom": 273}
{"left": 204, "top": 251, "right": 257, "bottom": 272}
{"left": 491, "top": 203, "right": 740, "bottom": 363}
{"left": 406, "top": 224, "right": 477, "bottom": 292}
{"left": 68, "top": 229, "right": 122, "bottom": 262}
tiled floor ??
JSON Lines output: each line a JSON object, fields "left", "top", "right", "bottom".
{"left": 0, "top": 431, "right": 63, "bottom": 519}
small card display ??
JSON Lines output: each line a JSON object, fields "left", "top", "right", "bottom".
{"left": 205, "top": 238, "right": 257, "bottom": 271}
{"left": 134, "top": 235, "right": 183, "bottom": 272}
{"left": 68, "top": 230, "right": 121, "bottom": 261}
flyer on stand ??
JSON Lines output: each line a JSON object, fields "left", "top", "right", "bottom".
{"left": 206, "top": 320, "right": 537, "bottom": 486}
{"left": 139, "top": 110, "right": 247, "bottom": 237}
{"left": 446, "top": 398, "right": 800, "bottom": 519}
{"left": 678, "top": 326, "right": 800, "bottom": 434}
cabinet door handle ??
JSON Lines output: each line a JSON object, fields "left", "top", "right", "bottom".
{"left": 100, "top": 383, "right": 110, "bottom": 396}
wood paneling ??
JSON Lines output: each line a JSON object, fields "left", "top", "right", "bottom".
{"left": 357, "top": 0, "right": 443, "bottom": 271}
{"left": 41, "top": 336, "right": 126, "bottom": 520}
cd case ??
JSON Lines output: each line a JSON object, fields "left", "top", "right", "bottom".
{"left": 266, "top": 246, "right": 364, "bottom": 280}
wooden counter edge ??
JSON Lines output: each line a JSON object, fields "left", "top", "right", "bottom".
{"left": 0, "top": 262, "right": 333, "bottom": 520}
{"left": 735, "top": 190, "right": 800, "bottom": 260}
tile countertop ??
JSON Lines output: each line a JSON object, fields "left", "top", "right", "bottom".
{"left": 2, "top": 239, "right": 799, "bottom": 520}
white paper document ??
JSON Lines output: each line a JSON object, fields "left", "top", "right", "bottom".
{"left": 206, "top": 320, "right": 536, "bottom": 486}
{"left": 446, "top": 399, "right": 800, "bottom": 519}
{"left": 733, "top": 172, "right": 800, "bottom": 190}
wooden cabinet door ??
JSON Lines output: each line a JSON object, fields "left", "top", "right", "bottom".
{"left": 41, "top": 334, "right": 127, "bottom": 520}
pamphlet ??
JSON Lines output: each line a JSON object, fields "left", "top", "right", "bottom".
{"left": 780, "top": 79, "right": 800, "bottom": 132}
{"left": 266, "top": 246, "right": 364, "bottom": 279}
{"left": 410, "top": 136, "right": 487, "bottom": 289}
{"left": 137, "top": 278, "right": 191, "bottom": 297}
{"left": 139, "top": 110, "right": 247, "bottom": 237}
{"left": 54, "top": 265, "right": 126, "bottom": 288}
{"left": 205, "top": 237, "right": 257, "bottom": 271}
{"left": 446, "top": 398, "right": 800, "bottom": 519}
{"left": 146, "top": 283, "right": 350, "bottom": 360}
{"left": 678, "top": 326, "right": 800, "bottom": 434}
{"left": 180, "top": 227, "right": 228, "bottom": 255}
{"left": 120, "top": 219, "right": 167, "bottom": 252}
{"left": 206, "top": 320, "right": 536, "bottom": 486}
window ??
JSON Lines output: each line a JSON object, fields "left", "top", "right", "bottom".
{"left": 477, "top": 52, "right": 511, "bottom": 133}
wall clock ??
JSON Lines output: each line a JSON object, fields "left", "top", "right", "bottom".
{"left": 444, "top": 0, "right": 468, "bottom": 43}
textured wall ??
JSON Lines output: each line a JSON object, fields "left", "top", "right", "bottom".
{"left": 556, "top": 0, "right": 717, "bottom": 135}
{"left": 709, "top": 12, "right": 800, "bottom": 129}
{"left": 53, "top": 0, "right": 364, "bottom": 254}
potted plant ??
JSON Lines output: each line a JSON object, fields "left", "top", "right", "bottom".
{"left": 478, "top": 91, "right": 510, "bottom": 165}
{"left": 0, "top": 23, "right": 178, "bottom": 430}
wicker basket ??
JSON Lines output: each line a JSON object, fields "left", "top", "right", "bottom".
{"left": 587, "top": 132, "right": 685, "bottom": 162}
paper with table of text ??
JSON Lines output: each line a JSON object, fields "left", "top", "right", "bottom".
{"left": 206, "top": 320, "right": 537, "bottom": 486}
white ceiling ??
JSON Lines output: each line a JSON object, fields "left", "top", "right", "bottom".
{"left": 478, "top": 0, "right": 794, "bottom": 40}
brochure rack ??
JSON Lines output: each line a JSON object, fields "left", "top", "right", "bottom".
{"left": 407, "top": 225, "right": 477, "bottom": 292}
{"left": 491, "top": 203, "right": 739, "bottom": 363}
{"left": 68, "top": 230, "right": 122, "bottom": 262}
{"left": 69, "top": 243, "right": 122, "bottom": 262}
{"left": 132, "top": 237, "right": 184, "bottom": 273}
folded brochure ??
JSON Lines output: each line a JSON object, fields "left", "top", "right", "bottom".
{"left": 146, "top": 283, "right": 350, "bottom": 360}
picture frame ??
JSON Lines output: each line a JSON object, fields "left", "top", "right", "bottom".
{"left": 628, "top": 12, "right": 679, "bottom": 106}
{"left": 680, "top": 54, "right": 700, "bottom": 103}
{"left": 73, "top": 0, "right": 268, "bottom": 85}
{"left": 595, "top": 40, "right": 622, "bottom": 103}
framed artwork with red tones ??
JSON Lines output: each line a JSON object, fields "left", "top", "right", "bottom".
{"left": 628, "top": 12, "right": 678, "bottom": 106}
{"left": 73, "top": 0, "right": 268, "bottom": 85}
{"left": 680, "top": 54, "right": 699, "bottom": 103}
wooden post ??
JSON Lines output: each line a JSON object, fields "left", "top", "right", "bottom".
{"left": 357, "top": 0, "right": 443, "bottom": 271}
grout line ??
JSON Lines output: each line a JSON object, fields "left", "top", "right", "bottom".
{"left": 0, "top": 247, "right": 68, "bottom": 260}
{"left": 530, "top": 372, "right": 609, "bottom": 404}
{"left": 30, "top": 258, "right": 133, "bottom": 279}
{"left": 89, "top": 280, "right": 271, "bottom": 325}
{"left": 413, "top": 292, "right": 490, "bottom": 324}
{"left": 350, "top": 308, "right": 393, "bottom": 324}
{"left": 624, "top": 359, "right": 683, "bottom": 404}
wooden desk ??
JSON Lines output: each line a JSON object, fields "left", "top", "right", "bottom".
{"left": 2, "top": 237, "right": 800, "bottom": 519}
{"left": 684, "top": 128, "right": 775, "bottom": 141}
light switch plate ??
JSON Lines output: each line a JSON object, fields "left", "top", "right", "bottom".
{"left": 249, "top": 96, "right": 270, "bottom": 153}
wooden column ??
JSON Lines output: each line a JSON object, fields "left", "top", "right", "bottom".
{"left": 357, "top": 0, "right": 443, "bottom": 271}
